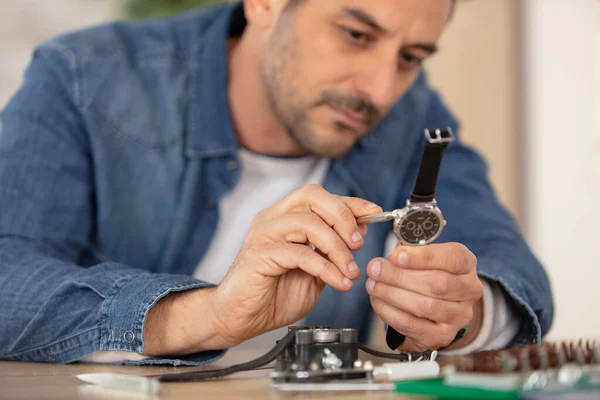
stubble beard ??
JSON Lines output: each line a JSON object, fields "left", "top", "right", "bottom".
{"left": 258, "top": 12, "right": 355, "bottom": 159}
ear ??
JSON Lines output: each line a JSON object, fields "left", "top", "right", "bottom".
{"left": 243, "top": 0, "right": 276, "bottom": 29}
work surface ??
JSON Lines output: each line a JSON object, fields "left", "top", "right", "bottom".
{"left": 0, "top": 357, "right": 425, "bottom": 400}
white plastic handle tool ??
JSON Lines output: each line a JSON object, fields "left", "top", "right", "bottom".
{"left": 373, "top": 361, "right": 440, "bottom": 382}
{"left": 76, "top": 373, "right": 160, "bottom": 396}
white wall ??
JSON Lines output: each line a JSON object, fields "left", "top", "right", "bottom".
{"left": 522, "top": 0, "right": 600, "bottom": 339}
{"left": 0, "top": 0, "right": 122, "bottom": 109}
{"left": 427, "top": 0, "right": 521, "bottom": 222}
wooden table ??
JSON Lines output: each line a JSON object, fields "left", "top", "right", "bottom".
{"left": 0, "top": 357, "right": 426, "bottom": 400}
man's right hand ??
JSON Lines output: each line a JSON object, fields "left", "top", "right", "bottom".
{"left": 143, "top": 184, "right": 382, "bottom": 356}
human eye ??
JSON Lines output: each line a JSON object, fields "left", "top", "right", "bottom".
{"left": 340, "top": 26, "right": 373, "bottom": 47}
{"left": 399, "top": 52, "right": 424, "bottom": 69}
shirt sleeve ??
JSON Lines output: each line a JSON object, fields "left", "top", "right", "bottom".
{"left": 0, "top": 43, "right": 224, "bottom": 366}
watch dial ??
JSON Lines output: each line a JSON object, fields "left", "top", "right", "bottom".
{"left": 397, "top": 210, "right": 441, "bottom": 245}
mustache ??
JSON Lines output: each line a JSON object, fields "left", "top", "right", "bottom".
{"left": 316, "top": 89, "right": 380, "bottom": 127}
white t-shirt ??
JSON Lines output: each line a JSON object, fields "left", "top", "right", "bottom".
{"left": 82, "top": 148, "right": 521, "bottom": 363}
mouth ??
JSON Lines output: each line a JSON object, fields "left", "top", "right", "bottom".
{"left": 327, "top": 104, "right": 368, "bottom": 131}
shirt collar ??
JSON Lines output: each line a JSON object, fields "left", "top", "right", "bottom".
{"left": 185, "top": 2, "right": 242, "bottom": 158}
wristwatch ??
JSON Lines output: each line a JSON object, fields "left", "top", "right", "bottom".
{"left": 357, "top": 127, "right": 455, "bottom": 350}
{"left": 357, "top": 128, "right": 454, "bottom": 245}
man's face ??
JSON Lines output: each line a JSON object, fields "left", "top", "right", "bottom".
{"left": 258, "top": 0, "right": 451, "bottom": 158}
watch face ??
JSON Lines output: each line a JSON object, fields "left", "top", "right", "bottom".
{"left": 397, "top": 209, "right": 442, "bottom": 245}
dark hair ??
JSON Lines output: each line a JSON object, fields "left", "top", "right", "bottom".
{"left": 285, "top": 0, "right": 457, "bottom": 17}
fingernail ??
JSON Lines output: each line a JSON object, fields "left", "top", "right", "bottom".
{"left": 348, "top": 261, "right": 359, "bottom": 273}
{"left": 343, "top": 277, "right": 351, "bottom": 286}
{"left": 351, "top": 230, "right": 363, "bottom": 242}
{"left": 371, "top": 260, "right": 381, "bottom": 277}
{"left": 365, "top": 202, "right": 379, "bottom": 210}
{"left": 397, "top": 251, "right": 409, "bottom": 266}
{"left": 366, "top": 278, "right": 375, "bottom": 292}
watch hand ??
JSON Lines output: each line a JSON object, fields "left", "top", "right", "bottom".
{"left": 414, "top": 225, "right": 424, "bottom": 237}
{"left": 422, "top": 219, "right": 434, "bottom": 231}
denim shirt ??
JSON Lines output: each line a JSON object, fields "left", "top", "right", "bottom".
{"left": 0, "top": 2, "right": 553, "bottom": 365}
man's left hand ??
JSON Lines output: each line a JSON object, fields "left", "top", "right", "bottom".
{"left": 366, "top": 242, "right": 483, "bottom": 352}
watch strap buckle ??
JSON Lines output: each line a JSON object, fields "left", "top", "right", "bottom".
{"left": 424, "top": 128, "right": 455, "bottom": 144}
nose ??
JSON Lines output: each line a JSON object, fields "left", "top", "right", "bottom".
{"left": 353, "top": 54, "right": 400, "bottom": 112}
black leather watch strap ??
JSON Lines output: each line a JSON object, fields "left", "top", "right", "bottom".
{"left": 386, "top": 128, "right": 455, "bottom": 350}
{"left": 386, "top": 324, "right": 407, "bottom": 350}
{"left": 409, "top": 128, "right": 455, "bottom": 203}
{"left": 440, "top": 325, "right": 469, "bottom": 350}
{"left": 385, "top": 324, "right": 469, "bottom": 352}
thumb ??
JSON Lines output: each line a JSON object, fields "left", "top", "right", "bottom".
{"left": 396, "top": 337, "right": 431, "bottom": 353}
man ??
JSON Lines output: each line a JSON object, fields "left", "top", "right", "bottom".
{"left": 0, "top": 0, "right": 552, "bottom": 365}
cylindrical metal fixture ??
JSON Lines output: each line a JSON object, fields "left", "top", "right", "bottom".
{"left": 340, "top": 328, "right": 358, "bottom": 344}
{"left": 295, "top": 329, "right": 314, "bottom": 345}
{"left": 313, "top": 328, "right": 340, "bottom": 343}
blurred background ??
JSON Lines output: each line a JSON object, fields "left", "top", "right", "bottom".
{"left": 0, "top": 0, "right": 598, "bottom": 344}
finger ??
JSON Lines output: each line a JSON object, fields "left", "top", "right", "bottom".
{"left": 389, "top": 242, "right": 477, "bottom": 275}
{"left": 367, "top": 258, "right": 483, "bottom": 302}
{"left": 357, "top": 224, "right": 368, "bottom": 238}
{"left": 257, "top": 212, "right": 361, "bottom": 279}
{"left": 397, "top": 337, "right": 439, "bottom": 353}
{"left": 336, "top": 195, "right": 383, "bottom": 218}
{"left": 256, "top": 243, "right": 353, "bottom": 292}
{"left": 370, "top": 296, "right": 456, "bottom": 350}
{"left": 365, "top": 279, "right": 471, "bottom": 325}
{"left": 344, "top": 197, "right": 373, "bottom": 238}
{"left": 273, "top": 185, "right": 381, "bottom": 250}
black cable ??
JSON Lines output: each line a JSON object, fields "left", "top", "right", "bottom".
{"left": 156, "top": 329, "right": 296, "bottom": 382}
{"left": 155, "top": 329, "right": 433, "bottom": 382}
{"left": 357, "top": 343, "right": 432, "bottom": 361}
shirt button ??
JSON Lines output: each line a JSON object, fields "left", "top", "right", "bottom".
{"left": 46, "top": 350, "right": 57, "bottom": 362}
{"left": 227, "top": 160, "right": 239, "bottom": 171}
{"left": 123, "top": 331, "right": 135, "bottom": 343}
{"left": 205, "top": 200, "right": 216, "bottom": 209}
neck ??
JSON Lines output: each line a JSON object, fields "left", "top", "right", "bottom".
{"left": 227, "top": 30, "right": 306, "bottom": 157}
